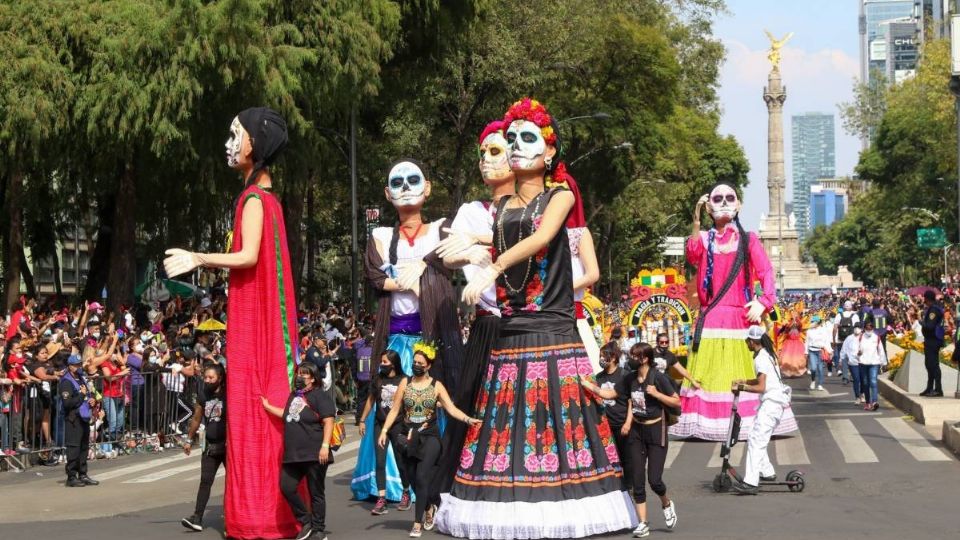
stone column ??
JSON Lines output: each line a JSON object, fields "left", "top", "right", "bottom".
{"left": 763, "top": 68, "right": 787, "bottom": 219}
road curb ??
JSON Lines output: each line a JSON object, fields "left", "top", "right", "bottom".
{"left": 879, "top": 374, "right": 960, "bottom": 433}
{"left": 943, "top": 421, "right": 960, "bottom": 458}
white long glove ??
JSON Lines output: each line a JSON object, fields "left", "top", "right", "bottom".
{"left": 164, "top": 249, "right": 200, "bottom": 278}
{"left": 436, "top": 227, "right": 478, "bottom": 259}
{"left": 744, "top": 299, "right": 766, "bottom": 323}
{"left": 462, "top": 264, "right": 500, "bottom": 306}
{"left": 396, "top": 260, "right": 426, "bottom": 296}
{"left": 444, "top": 245, "right": 492, "bottom": 269}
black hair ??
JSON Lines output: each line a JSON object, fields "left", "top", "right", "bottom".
{"left": 203, "top": 362, "right": 226, "bottom": 388}
{"left": 655, "top": 332, "right": 669, "bottom": 343}
{"left": 372, "top": 349, "right": 403, "bottom": 397}
{"left": 297, "top": 362, "right": 323, "bottom": 387}
{"left": 629, "top": 342, "right": 654, "bottom": 365}
{"left": 600, "top": 341, "right": 621, "bottom": 364}
{"left": 748, "top": 333, "right": 779, "bottom": 363}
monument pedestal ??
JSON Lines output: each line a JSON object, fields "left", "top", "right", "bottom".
{"left": 757, "top": 212, "right": 863, "bottom": 290}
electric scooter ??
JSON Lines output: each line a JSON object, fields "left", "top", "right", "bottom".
{"left": 711, "top": 391, "right": 805, "bottom": 493}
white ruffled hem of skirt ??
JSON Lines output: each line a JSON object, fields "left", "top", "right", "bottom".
{"left": 435, "top": 490, "right": 638, "bottom": 539}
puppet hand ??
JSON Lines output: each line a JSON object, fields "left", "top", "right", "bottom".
{"left": 462, "top": 264, "right": 500, "bottom": 306}
{"left": 744, "top": 300, "right": 766, "bottom": 323}
{"left": 396, "top": 260, "right": 427, "bottom": 292}
{"left": 436, "top": 228, "right": 477, "bottom": 258}
{"left": 164, "top": 249, "right": 200, "bottom": 277}
{"left": 465, "top": 245, "right": 492, "bottom": 267}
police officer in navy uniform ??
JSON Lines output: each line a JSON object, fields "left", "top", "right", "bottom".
{"left": 920, "top": 290, "right": 945, "bottom": 397}
{"left": 59, "top": 352, "right": 100, "bottom": 487}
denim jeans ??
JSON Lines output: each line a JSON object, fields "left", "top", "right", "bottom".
{"left": 859, "top": 365, "right": 880, "bottom": 404}
{"left": 835, "top": 345, "right": 849, "bottom": 380}
{"left": 849, "top": 363, "right": 862, "bottom": 400}
{"left": 103, "top": 396, "right": 125, "bottom": 442}
{"left": 808, "top": 351, "right": 824, "bottom": 386}
{"left": 0, "top": 411, "right": 9, "bottom": 450}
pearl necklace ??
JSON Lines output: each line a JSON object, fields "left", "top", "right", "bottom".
{"left": 497, "top": 192, "right": 544, "bottom": 295}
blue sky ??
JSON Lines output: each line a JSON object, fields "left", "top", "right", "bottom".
{"left": 714, "top": 0, "right": 861, "bottom": 229}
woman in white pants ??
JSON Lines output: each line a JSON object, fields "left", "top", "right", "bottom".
{"left": 730, "top": 325, "right": 792, "bottom": 495}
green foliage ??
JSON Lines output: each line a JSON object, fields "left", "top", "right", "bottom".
{"left": 806, "top": 40, "right": 956, "bottom": 286}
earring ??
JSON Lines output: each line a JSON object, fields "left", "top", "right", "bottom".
{"left": 544, "top": 156, "right": 553, "bottom": 168}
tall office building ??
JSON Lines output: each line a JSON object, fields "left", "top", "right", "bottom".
{"left": 809, "top": 184, "right": 849, "bottom": 230}
{"left": 791, "top": 113, "right": 836, "bottom": 240}
{"left": 859, "top": 0, "right": 916, "bottom": 85}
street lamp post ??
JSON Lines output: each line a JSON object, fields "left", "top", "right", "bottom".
{"left": 558, "top": 112, "right": 612, "bottom": 125}
{"left": 568, "top": 142, "right": 633, "bottom": 168}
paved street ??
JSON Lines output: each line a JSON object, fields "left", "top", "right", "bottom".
{"left": 3, "top": 375, "right": 958, "bottom": 540}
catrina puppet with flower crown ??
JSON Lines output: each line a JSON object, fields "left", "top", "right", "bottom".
{"left": 670, "top": 184, "right": 798, "bottom": 441}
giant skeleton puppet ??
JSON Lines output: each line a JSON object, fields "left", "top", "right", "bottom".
{"left": 434, "top": 120, "right": 516, "bottom": 497}
{"left": 351, "top": 159, "right": 464, "bottom": 503}
{"left": 670, "top": 183, "right": 798, "bottom": 441}
{"left": 163, "top": 108, "right": 302, "bottom": 540}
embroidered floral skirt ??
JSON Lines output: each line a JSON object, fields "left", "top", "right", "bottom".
{"left": 435, "top": 331, "right": 636, "bottom": 539}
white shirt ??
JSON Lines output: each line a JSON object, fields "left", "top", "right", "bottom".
{"left": 372, "top": 221, "right": 442, "bottom": 317}
{"left": 450, "top": 201, "right": 499, "bottom": 316}
{"left": 568, "top": 227, "right": 586, "bottom": 301}
{"left": 806, "top": 325, "right": 832, "bottom": 352}
{"left": 856, "top": 331, "right": 886, "bottom": 366}
{"left": 840, "top": 333, "right": 861, "bottom": 366}
{"left": 754, "top": 349, "right": 790, "bottom": 405}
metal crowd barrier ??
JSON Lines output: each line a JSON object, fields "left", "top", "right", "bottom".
{"left": 1, "top": 370, "right": 197, "bottom": 471}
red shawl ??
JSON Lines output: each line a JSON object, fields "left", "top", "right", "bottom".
{"left": 224, "top": 184, "right": 299, "bottom": 539}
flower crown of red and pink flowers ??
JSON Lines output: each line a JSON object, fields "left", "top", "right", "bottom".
{"left": 503, "top": 98, "right": 556, "bottom": 146}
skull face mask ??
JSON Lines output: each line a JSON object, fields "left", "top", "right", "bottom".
{"left": 386, "top": 161, "right": 428, "bottom": 207}
{"left": 506, "top": 120, "right": 547, "bottom": 171}
{"left": 708, "top": 184, "right": 740, "bottom": 224}
{"left": 479, "top": 131, "right": 512, "bottom": 184}
{"left": 225, "top": 116, "right": 245, "bottom": 168}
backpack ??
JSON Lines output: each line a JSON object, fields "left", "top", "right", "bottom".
{"left": 645, "top": 370, "right": 681, "bottom": 426}
{"left": 837, "top": 312, "right": 855, "bottom": 341}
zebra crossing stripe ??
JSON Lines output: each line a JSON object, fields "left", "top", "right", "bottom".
{"left": 124, "top": 462, "right": 202, "bottom": 483}
{"left": 664, "top": 442, "right": 684, "bottom": 469}
{"left": 183, "top": 469, "right": 226, "bottom": 482}
{"left": 875, "top": 418, "right": 951, "bottom": 462}
{"left": 707, "top": 442, "right": 743, "bottom": 468}
{"left": 95, "top": 453, "right": 197, "bottom": 481}
{"left": 826, "top": 419, "right": 878, "bottom": 463}
{"left": 774, "top": 433, "right": 810, "bottom": 465}
{"left": 328, "top": 456, "right": 358, "bottom": 477}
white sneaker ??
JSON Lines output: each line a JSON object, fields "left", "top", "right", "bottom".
{"left": 816, "top": 385, "right": 824, "bottom": 391}
{"left": 633, "top": 522, "right": 650, "bottom": 538}
{"left": 809, "top": 382, "right": 816, "bottom": 390}
{"left": 663, "top": 500, "right": 677, "bottom": 530}
{"left": 827, "top": 372, "right": 832, "bottom": 377}
{"left": 854, "top": 397, "right": 862, "bottom": 405}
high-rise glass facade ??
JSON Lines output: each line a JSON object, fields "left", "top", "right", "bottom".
{"left": 791, "top": 113, "right": 836, "bottom": 239}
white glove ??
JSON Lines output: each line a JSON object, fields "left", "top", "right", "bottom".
{"left": 466, "top": 245, "right": 492, "bottom": 267}
{"left": 744, "top": 299, "right": 766, "bottom": 323}
{"left": 164, "top": 249, "right": 200, "bottom": 278}
{"left": 462, "top": 264, "right": 500, "bottom": 306}
{"left": 396, "top": 260, "right": 426, "bottom": 294}
{"left": 436, "top": 228, "right": 478, "bottom": 258}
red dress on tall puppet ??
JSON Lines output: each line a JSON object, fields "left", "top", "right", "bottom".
{"left": 225, "top": 184, "right": 300, "bottom": 539}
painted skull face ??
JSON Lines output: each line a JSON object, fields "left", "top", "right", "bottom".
{"left": 506, "top": 120, "right": 546, "bottom": 171}
{"left": 479, "top": 131, "right": 512, "bottom": 184}
{"left": 709, "top": 184, "right": 740, "bottom": 223}
{"left": 225, "top": 117, "right": 245, "bottom": 168}
{"left": 386, "top": 161, "right": 428, "bottom": 207}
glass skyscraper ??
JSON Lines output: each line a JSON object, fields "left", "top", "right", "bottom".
{"left": 791, "top": 113, "right": 836, "bottom": 240}
{"left": 859, "top": 0, "right": 916, "bottom": 84}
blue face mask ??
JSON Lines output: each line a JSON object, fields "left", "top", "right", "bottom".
{"left": 43, "top": 329, "right": 52, "bottom": 337}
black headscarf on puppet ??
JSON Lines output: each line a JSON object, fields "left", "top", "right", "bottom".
{"left": 237, "top": 107, "right": 288, "bottom": 186}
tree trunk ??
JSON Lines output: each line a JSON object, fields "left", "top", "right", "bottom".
{"left": 52, "top": 249, "right": 63, "bottom": 297}
{"left": 106, "top": 161, "right": 137, "bottom": 313}
{"left": 4, "top": 170, "right": 24, "bottom": 312}
{"left": 282, "top": 178, "right": 306, "bottom": 296}
{"left": 82, "top": 196, "right": 115, "bottom": 301}
{"left": 306, "top": 180, "right": 316, "bottom": 299}
{"left": 19, "top": 244, "right": 36, "bottom": 299}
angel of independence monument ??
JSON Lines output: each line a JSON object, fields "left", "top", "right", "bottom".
{"left": 756, "top": 30, "right": 861, "bottom": 291}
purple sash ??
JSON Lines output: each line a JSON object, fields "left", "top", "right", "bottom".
{"left": 390, "top": 313, "right": 422, "bottom": 335}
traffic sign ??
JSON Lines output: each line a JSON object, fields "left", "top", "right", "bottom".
{"left": 917, "top": 227, "right": 947, "bottom": 249}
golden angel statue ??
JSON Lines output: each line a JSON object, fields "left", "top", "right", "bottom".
{"left": 764, "top": 29, "right": 794, "bottom": 70}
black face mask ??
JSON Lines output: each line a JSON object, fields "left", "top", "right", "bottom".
{"left": 412, "top": 365, "right": 427, "bottom": 377}
{"left": 628, "top": 358, "right": 643, "bottom": 371}
{"left": 294, "top": 377, "right": 307, "bottom": 390}
{"left": 204, "top": 382, "right": 220, "bottom": 394}
{"left": 379, "top": 365, "right": 393, "bottom": 377}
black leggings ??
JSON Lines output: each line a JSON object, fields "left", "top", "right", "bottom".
{"left": 280, "top": 461, "right": 329, "bottom": 530}
{"left": 375, "top": 422, "right": 410, "bottom": 493}
{"left": 612, "top": 425, "right": 634, "bottom": 492}
{"left": 629, "top": 421, "right": 668, "bottom": 504}
{"left": 405, "top": 435, "right": 442, "bottom": 523}
{"left": 194, "top": 450, "right": 226, "bottom": 517}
